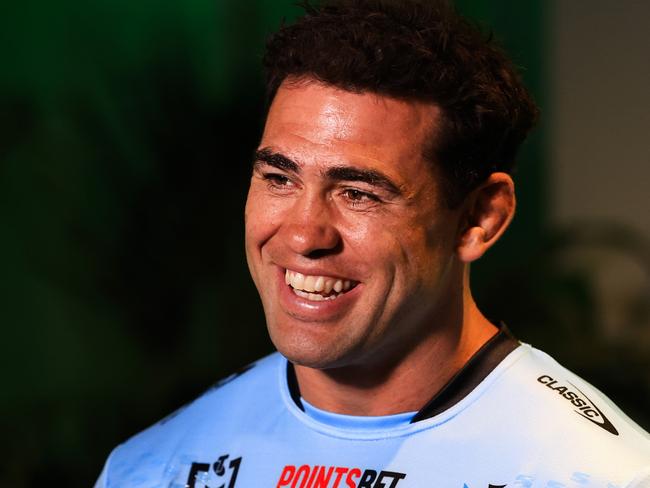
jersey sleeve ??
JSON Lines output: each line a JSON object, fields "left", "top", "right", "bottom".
{"left": 93, "top": 448, "right": 114, "bottom": 488}
{"left": 626, "top": 467, "right": 650, "bottom": 488}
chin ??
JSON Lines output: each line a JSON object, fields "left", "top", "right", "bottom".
{"left": 268, "top": 324, "right": 353, "bottom": 370}
{"left": 272, "top": 337, "right": 339, "bottom": 370}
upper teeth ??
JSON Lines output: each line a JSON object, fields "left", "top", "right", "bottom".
{"left": 285, "top": 269, "right": 353, "bottom": 294}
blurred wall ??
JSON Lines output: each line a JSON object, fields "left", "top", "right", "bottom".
{"left": 547, "top": 0, "right": 650, "bottom": 422}
{"left": 551, "top": 0, "right": 650, "bottom": 239}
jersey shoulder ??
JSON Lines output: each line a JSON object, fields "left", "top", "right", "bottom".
{"left": 98, "top": 352, "right": 284, "bottom": 487}
{"left": 495, "top": 345, "right": 650, "bottom": 476}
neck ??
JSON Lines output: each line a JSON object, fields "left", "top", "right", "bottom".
{"left": 293, "top": 282, "right": 497, "bottom": 416}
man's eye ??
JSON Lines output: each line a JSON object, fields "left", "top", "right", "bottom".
{"left": 342, "top": 188, "right": 380, "bottom": 206}
{"left": 263, "top": 173, "right": 293, "bottom": 188}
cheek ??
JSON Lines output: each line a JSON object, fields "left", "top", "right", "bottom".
{"left": 244, "top": 185, "right": 286, "bottom": 248}
{"left": 245, "top": 186, "right": 284, "bottom": 293}
{"left": 348, "top": 213, "right": 452, "bottom": 289}
{"left": 340, "top": 215, "right": 409, "bottom": 282}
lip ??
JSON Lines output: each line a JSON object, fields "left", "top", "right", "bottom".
{"left": 275, "top": 265, "right": 362, "bottom": 322}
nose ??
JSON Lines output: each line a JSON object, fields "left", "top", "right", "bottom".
{"left": 280, "top": 192, "right": 342, "bottom": 257}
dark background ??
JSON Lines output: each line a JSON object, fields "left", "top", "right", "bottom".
{"left": 1, "top": 1, "right": 648, "bottom": 486}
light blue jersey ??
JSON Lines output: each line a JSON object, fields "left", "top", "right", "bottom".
{"left": 96, "top": 344, "right": 650, "bottom": 488}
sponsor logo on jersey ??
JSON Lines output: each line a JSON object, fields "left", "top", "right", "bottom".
{"left": 537, "top": 375, "right": 618, "bottom": 435}
{"left": 276, "top": 464, "right": 406, "bottom": 488}
{"left": 187, "top": 453, "right": 243, "bottom": 488}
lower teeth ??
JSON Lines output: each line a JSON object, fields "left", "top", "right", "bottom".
{"left": 292, "top": 288, "right": 339, "bottom": 301}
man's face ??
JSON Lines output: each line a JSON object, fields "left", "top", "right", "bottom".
{"left": 245, "top": 80, "right": 463, "bottom": 369}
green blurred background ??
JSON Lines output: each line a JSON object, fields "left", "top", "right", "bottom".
{"left": 1, "top": 1, "right": 648, "bottom": 486}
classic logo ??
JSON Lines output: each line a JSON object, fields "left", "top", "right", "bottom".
{"left": 276, "top": 464, "right": 406, "bottom": 488}
{"left": 537, "top": 375, "right": 619, "bottom": 435}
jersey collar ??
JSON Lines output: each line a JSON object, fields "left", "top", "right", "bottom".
{"left": 285, "top": 323, "right": 519, "bottom": 424}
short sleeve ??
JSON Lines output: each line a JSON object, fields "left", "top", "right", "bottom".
{"left": 93, "top": 448, "right": 115, "bottom": 488}
{"left": 626, "top": 467, "right": 650, "bottom": 488}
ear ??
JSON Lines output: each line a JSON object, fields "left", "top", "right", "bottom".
{"left": 457, "top": 172, "right": 516, "bottom": 263}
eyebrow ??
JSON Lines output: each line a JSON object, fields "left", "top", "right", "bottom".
{"left": 253, "top": 148, "right": 300, "bottom": 173}
{"left": 325, "top": 166, "right": 402, "bottom": 195}
{"left": 253, "top": 148, "right": 402, "bottom": 195}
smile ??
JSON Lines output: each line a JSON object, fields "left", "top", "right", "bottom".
{"left": 285, "top": 269, "right": 358, "bottom": 302}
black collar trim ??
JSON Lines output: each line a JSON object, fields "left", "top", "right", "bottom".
{"left": 287, "top": 358, "right": 304, "bottom": 411}
{"left": 410, "top": 323, "right": 519, "bottom": 422}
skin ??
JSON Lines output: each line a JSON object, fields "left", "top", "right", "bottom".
{"left": 245, "top": 78, "right": 516, "bottom": 415}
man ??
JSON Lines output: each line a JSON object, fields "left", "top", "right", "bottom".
{"left": 96, "top": 1, "right": 650, "bottom": 486}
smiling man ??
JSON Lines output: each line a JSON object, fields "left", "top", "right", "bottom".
{"left": 246, "top": 83, "right": 503, "bottom": 417}
{"left": 96, "top": 1, "right": 650, "bottom": 487}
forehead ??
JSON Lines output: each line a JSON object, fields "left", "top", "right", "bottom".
{"left": 261, "top": 80, "right": 441, "bottom": 176}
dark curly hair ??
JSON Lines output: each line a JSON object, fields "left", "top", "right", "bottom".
{"left": 263, "top": 0, "right": 539, "bottom": 207}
